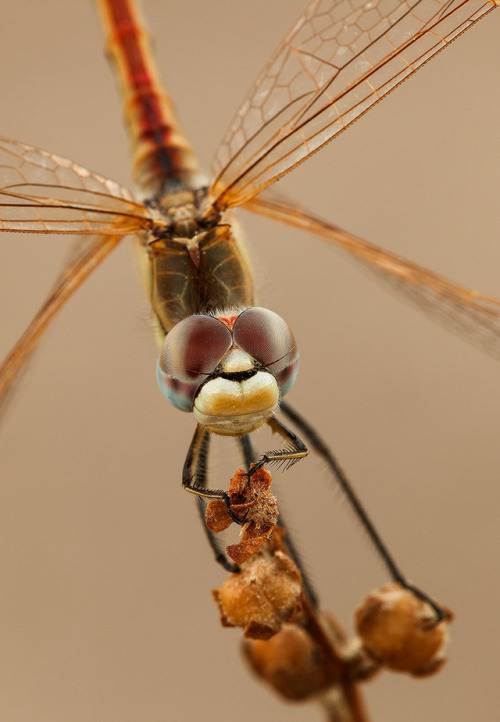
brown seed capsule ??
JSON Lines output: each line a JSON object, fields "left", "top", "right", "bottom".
{"left": 212, "top": 551, "right": 302, "bottom": 640}
{"left": 354, "top": 583, "right": 453, "bottom": 676}
{"left": 206, "top": 467, "right": 279, "bottom": 564}
{"left": 242, "top": 623, "right": 334, "bottom": 700}
{"left": 205, "top": 499, "right": 232, "bottom": 533}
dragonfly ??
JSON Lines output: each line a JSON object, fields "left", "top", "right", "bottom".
{"left": 1, "top": 0, "right": 498, "bottom": 627}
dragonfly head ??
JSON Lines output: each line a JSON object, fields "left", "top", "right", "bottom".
{"left": 156, "top": 307, "right": 299, "bottom": 435}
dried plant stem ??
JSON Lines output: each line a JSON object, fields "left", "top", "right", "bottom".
{"left": 302, "top": 594, "right": 373, "bottom": 722}
{"left": 273, "top": 529, "right": 374, "bottom": 722}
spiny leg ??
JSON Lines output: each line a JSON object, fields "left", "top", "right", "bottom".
{"left": 186, "top": 426, "right": 239, "bottom": 572}
{"left": 182, "top": 423, "right": 241, "bottom": 523}
{"left": 246, "top": 415, "right": 308, "bottom": 476}
{"left": 239, "top": 433, "right": 254, "bottom": 470}
{"left": 280, "top": 400, "right": 445, "bottom": 623}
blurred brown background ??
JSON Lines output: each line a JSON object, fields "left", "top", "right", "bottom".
{"left": 1, "top": 2, "right": 499, "bottom": 721}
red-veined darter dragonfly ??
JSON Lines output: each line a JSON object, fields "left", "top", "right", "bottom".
{"left": 1, "top": 0, "right": 499, "bottom": 617}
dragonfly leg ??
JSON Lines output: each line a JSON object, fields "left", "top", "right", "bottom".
{"left": 280, "top": 400, "right": 445, "bottom": 624}
{"left": 238, "top": 433, "right": 255, "bottom": 470}
{"left": 246, "top": 415, "right": 308, "bottom": 476}
{"left": 183, "top": 424, "right": 243, "bottom": 524}
{"left": 183, "top": 425, "right": 239, "bottom": 572}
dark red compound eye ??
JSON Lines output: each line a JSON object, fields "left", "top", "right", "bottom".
{"left": 232, "top": 307, "right": 297, "bottom": 374}
{"left": 159, "top": 315, "right": 233, "bottom": 383}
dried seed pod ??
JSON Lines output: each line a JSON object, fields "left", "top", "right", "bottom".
{"left": 206, "top": 467, "right": 279, "bottom": 564}
{"left": 242, "top": 622, "right": 334, "bottom": 700}
{"left": 354, "top": 583, "right": 453, "bottom": 676}
{"left": 212, "top": 551, "right": 302, "bottom": 640}
{"left": 205, "top": 499, "right": 233, "bottom": 533}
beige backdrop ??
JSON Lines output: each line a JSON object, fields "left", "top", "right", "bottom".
{"left": 1, "top": 2, "right": 499, "bottom": 721}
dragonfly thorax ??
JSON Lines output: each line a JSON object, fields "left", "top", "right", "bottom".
{"left": 147, "top": 187, "right": 211, "bottom": 239}
{"left": 141, "top": 206, "right": 254, "bottom": 333}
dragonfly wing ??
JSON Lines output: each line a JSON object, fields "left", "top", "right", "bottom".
{"left": 0, "top": 234, "right": 125, "bottom": 413}
{"left": 0, "top": 137, "right": 152, "bottom": 234}
{"left": 210, "top": 0, "right": 497, "bottom": 209}
{"left": 245, "top": 194, "right": 500, "bottom": 360}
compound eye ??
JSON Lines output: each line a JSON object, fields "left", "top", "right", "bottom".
{"left": 233, "top": 307, "right": 297, "bottom": 374}
{"left": 159, "top": 315, "right": 233, "bottom": 383}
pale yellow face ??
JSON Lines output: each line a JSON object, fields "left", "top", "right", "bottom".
{"left": 193, "top": 349, "right": 280, "bottom": 436}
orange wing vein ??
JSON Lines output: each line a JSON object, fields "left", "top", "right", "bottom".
{"left": 211, "top": 0, "right": 498, "bottom": 209}
{"left": 246, "top": 194, "right": 500, "bottom": 359}
{"left": 0, "top": 137, "right": 152, "bottom": 234}
{"left": 0, "top": 234, "right": 125, "bottom": 409}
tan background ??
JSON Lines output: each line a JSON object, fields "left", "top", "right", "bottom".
{"left": 1, "top": 2, "right": 499, "bottom": 720}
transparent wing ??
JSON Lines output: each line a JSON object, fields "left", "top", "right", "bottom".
{"left": 211, "top": 0, "right": 498, "bottom": 209}
{"left": 0, "top": 138, "right": 154, "bottom": 410}
{"left": 0, "top": 137, "right": 152, "bottom": 234}
{"left": 246, "top": 194, "right": 500, "bottom": 359}
{"left": 0, "top": 233, "right": 125, "bottom": 412}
